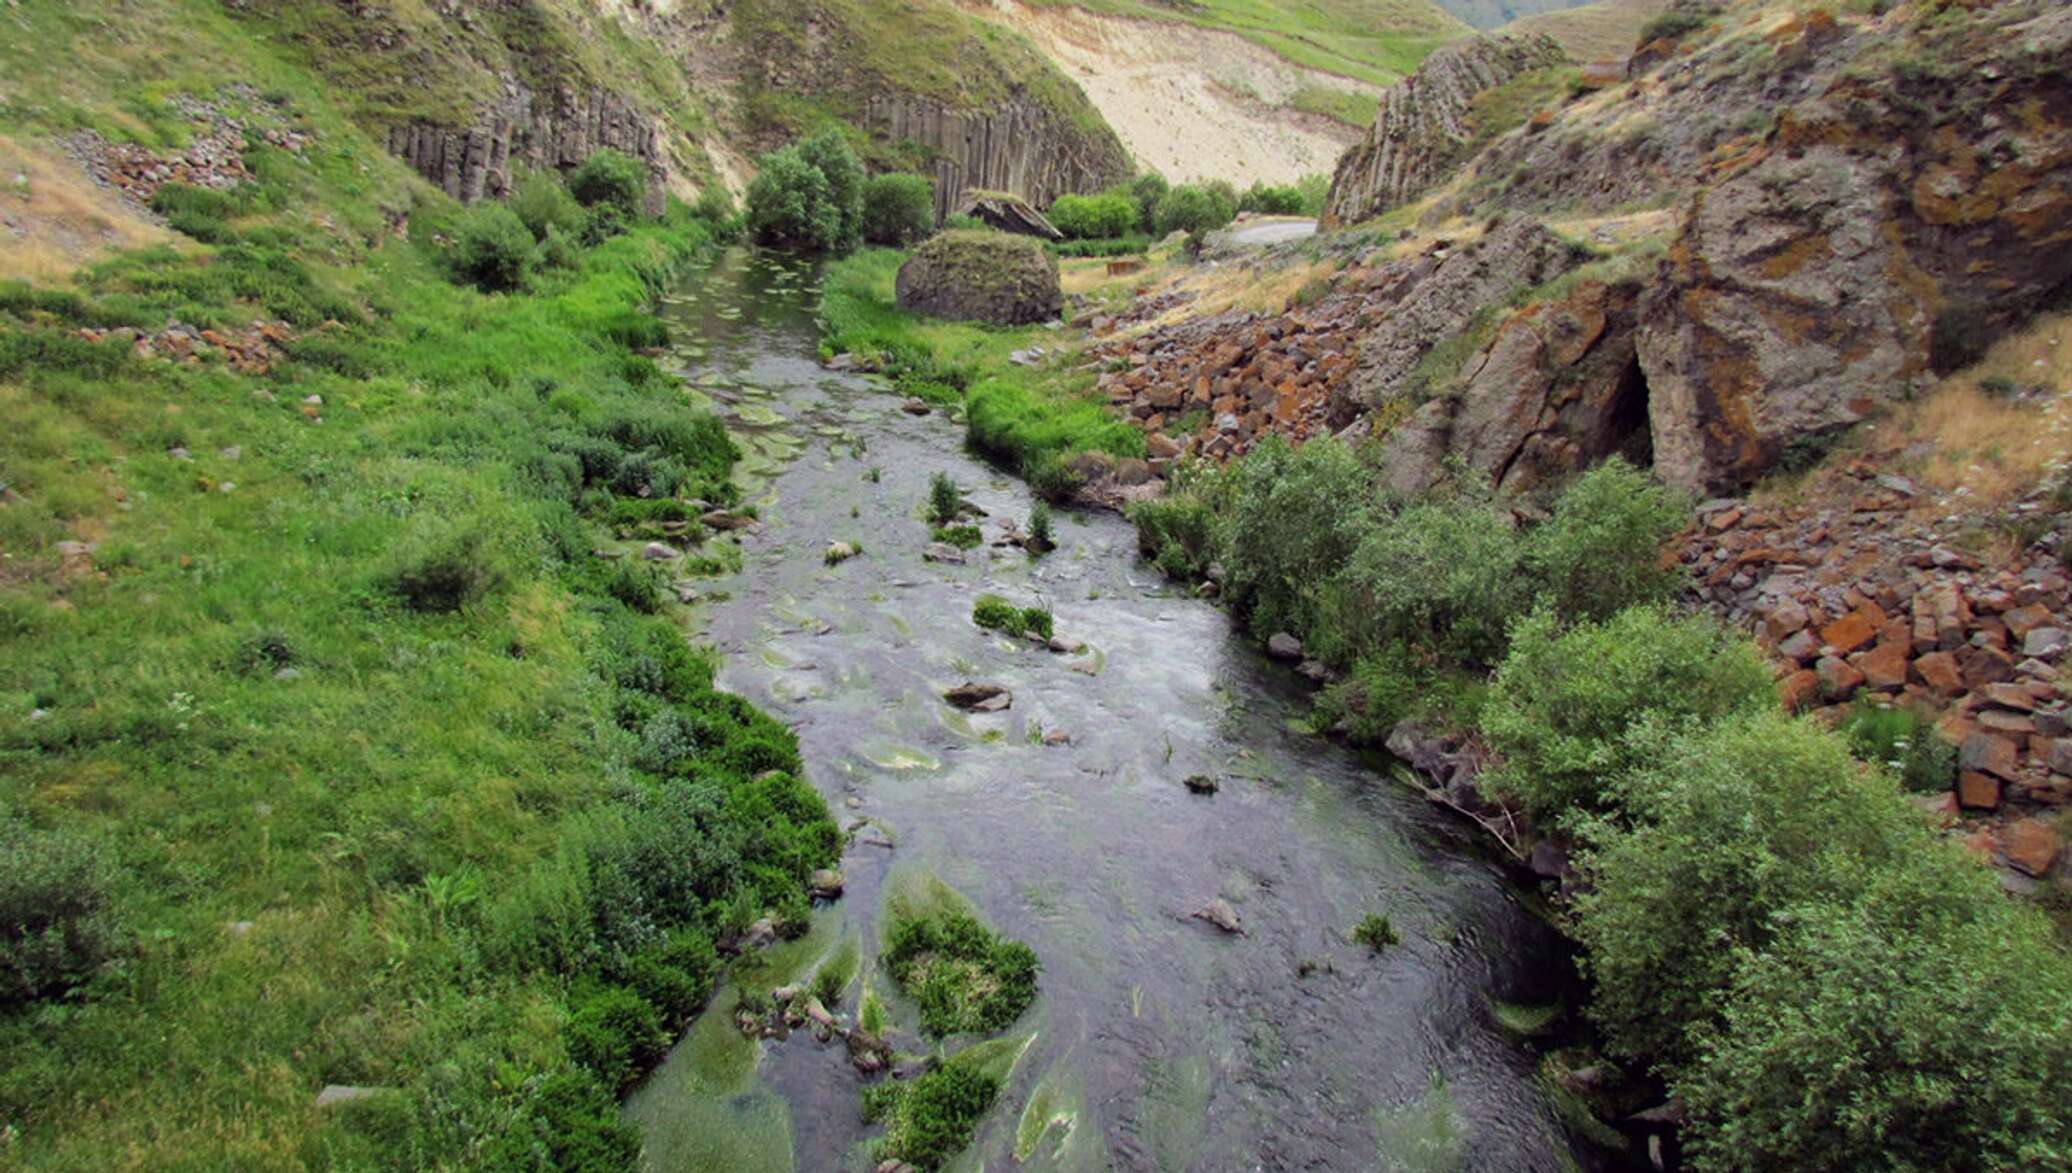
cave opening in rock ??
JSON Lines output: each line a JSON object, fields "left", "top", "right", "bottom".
{"left": 1607, "top": 355, "right": 1653, "bottom": 469}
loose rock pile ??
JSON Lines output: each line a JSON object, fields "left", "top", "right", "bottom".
{"left": 1680, "top": 458, "right": 2067, "bottom": 883}
{"left": 70, "top": 320, "right": 295, "bottom": 377}
{"left": 64, "top": 89, "right": 310, "bottom": 208}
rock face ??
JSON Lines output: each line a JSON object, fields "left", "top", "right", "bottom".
{"left": 1635, "top": 4, "right": 2072, "bottom": 492}
{"left": 384, "top": 82, "right": 664, "bottom": 205}
{"left": 955, "top": 190, "right": 1064, "bottom": 241}
{"left": 896, "top": 231, "right": 1062, "bottom": 325}
{"left": 869, "top": 96, "right": 1131, "bottom": 225}
{"left": 1321, "top": 33, "right": 1567, "bottom": 228}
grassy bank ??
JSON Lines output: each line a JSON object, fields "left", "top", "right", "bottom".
{"left": 817, "top": 248, "right": 1144, "bottom": 498}
{"left": 0, "top": 11, "right": 834, "bottom": 1166}
{"left": 1134, "top": 442, "right": 2072, "bottom": 1169}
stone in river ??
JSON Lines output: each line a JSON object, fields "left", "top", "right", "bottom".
{"left": 1193, "top": 898, "right": 1243, "bottom": 934}
{"left": 943, "top": 681, "right": 1011, "bottom": 710}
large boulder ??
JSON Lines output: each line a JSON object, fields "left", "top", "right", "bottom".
{"left": 896, "top": 231, "right": 1062, "bottom": 325}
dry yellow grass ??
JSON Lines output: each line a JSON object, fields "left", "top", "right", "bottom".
{"left": 1149, "top": 255, "right": 1341, "bottom": 327}
{"left": 1879, "top": 311, "right": 2072, "bottom": 508}
{"left": 1502, "top": 0, "right": 1666, "bottom": 63}
{"left": 0, "top": 133, "right": 169, "bottom": 285}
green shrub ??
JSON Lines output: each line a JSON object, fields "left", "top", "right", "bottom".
{"left": 970, "top": 595, "right": 1051, "bottom": 640}
{"left": 1212, "top": 435, "right": 1372, "bottom": 646}
{"left": 1526, "top": 457, "right": 1687, "bottom": 623}
{"left": 1153, "top": 184, "right": 1232, "bottom": 237}
{"left": 1238, "top": 182, "right": 1306, "bottom": 215}
{"left": 483, "top": 1072, "right": 643, "bottom": 1172}
{"left": 1481, "top": 605, "right": 1772, "bottom": 823}
{"left": 1572, "top": 712, "right": 1926, "bottom": 1065}
{"left": 1311, "top": 650, "right": 1424, "bottom": 743}
{"left": 568, "top": 150, "right": 648, "bottom": 220}
{"left": 1839, "top": 700, "right": 1956, "bottom": 794}
{"left": 1330, "top": 492, "right": 1532, "bottom": 668}
{"left": 604, "top": 559, "right": 665, "bottom": 614}
{"left": 745, "top": 147, "right": 842, "bottom": 251}
{"left": 931, "top": 524, "right": 981, "bottom": 549}
{"left": 1027, "top": 501, "right": 1053, "bottom": 551}
{"left": 1047, "top": 192, "right": 1137, "bottom": 239}
{"left": 1203, "top": 179, "right": 1239, "bottom": 226}
{"left": 882, "top": 909, "right": 1039, "bottom": 1037}
{"left": 624, "top": 928, "right": 718, "bottom": 1025}
{"left": 149, "top": 182, "right": 247, "bottom": 243}
{"left": 0, "top": 809, "right": 124, "bottom": 1006}
{"left": 693, "top": 183, "right": 736, "bottom": 225}
{"left": 1675, "top": 891, "right": 2072, "bottom": 1172}
{"left": 511, "top": 170, "right": 586, "bottom": 242}
{"left": 1352, "top": 913, "right": 1398, "bottom": 953}
{"left": 861, "top": 1062, "right": 1003, "bottom": 1171}
{"left": 927, "top": 471, "right": 960, "bottom": 525}
{"left": 796, "top": 129, "right": 866, "bottom": 244}
{"left": 383, "top": 527, "right": 507, "bottom": 613}
{"left": 564, "top": 984, "right": 667, "bottom": 1090}
{"left": 860, "top": 173, "right": 935, "bottom": 246}
{"left": 450, "top": 202, "right": 537, "bottom": 293}
{"left": 1128, "top": 172, "right": 1170, "bottom": 233}
{"left": 1639, "top": 8, "right": 1707, "bottom": 42}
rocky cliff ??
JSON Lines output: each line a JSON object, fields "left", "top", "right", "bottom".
{"left": 866, "top": 96, "right": 1130, "bottom": 222}
{"left": 1321, "top": 33, "right": 1568, "bottom": 228}
{"left": 383, "top": 84, "right": 663, "bottom": 204}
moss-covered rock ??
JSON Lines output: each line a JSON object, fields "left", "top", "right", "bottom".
{"left": 894, "top": 231, "right": 1061, "bottom": 326}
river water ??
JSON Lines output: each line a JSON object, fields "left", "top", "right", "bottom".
{"left": 624, "top": 247, "right": 1589, "bottom": 1172}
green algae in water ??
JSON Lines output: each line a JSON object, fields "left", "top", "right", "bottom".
{"left": 1373, "top": 1073, "right": 1468, "bottom": 1173}
{"left": 859, "top": 742, "right": 941, "bottom": 772}
{"left": 1132, "top": 1053, "right": 1213, "bottom": 1172}
{"left": 737, "top": 403, "right": 787, "bottom": 427}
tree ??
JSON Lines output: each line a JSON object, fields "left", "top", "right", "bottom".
{"left": 744, "top": 147, "right": 842, "bottom": 250}
{"left": 860, "top": 173, "right": 935, "bottom": 245}
{"left": 795, "top": 128, "right": 865, "bottom": 245}
{"left": 1153, "top": 185, "right": 1230, "bottom": 236}
{"left": 451, "top": 202, "right": 536, "bottom": 292}
{"left": 1047, "top": 192, "right": 1137, "bottom": 239}
{"left": 1129, "top": 171, "right": 1169, "bottom": 233}
{"left": 568, "top": 149, "right": 648, "bottom": 219}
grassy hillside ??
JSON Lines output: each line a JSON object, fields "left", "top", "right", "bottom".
{"left": 0, "top": 3, "right": 833, "bottom": 1167}
{"left": 1501, "top": 0, "right": 1664, "bottom": 60}
{"left": 1018, "top": 0, "right": 1471, "bottom": 84}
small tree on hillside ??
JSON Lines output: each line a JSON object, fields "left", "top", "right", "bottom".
{"left": 796, "top": 128, "right": 866, "bottom": 245}
{"left": 745, "top": 148, "right": 842, "bottom": 250}
{"left": 569, "top": 150, "right": 648, "bottom": 219}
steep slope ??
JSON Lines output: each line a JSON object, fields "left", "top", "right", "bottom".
{"left": 963, "top": 0, "right": 1379, "bottom": 184}
{"left": 1501, "top": 0, "right": 1669, "bottom": 61}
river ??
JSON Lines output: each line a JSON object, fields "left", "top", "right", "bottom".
{"left": 624, "top": 246, "right": 1591, "bottom": 1172}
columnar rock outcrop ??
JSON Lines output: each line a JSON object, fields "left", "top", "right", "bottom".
{"left": 865, "top": 96, "right": 1131, "bottom": 224}
{"left": 383, "top": 82, "right": 663, "bottom": 204}
{"left": 1320, "top": 33, "right": 1567, "bottom": 228}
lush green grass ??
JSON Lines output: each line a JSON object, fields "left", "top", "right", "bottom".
{"left": 819, "top": 247, "right": 1144, "bottom": 498}
{"left": 1290, "top": 84, "right": 1383, "bottom": 128}
{"left": 0, "top": 12, "right": 835, "bottom": 1167}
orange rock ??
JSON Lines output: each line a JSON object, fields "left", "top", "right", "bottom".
{"left": 1914, "top": 651, "right": 1962, "bottom": 694}
{"left": 1853, "top": 642, "right": 1909, "bottom": 691}
{"left": 2002, "top": 818, "right": 2062, "bottom": 877}
{"left": 1779, "top": 669, "right": 1822, "bottom": 713}
{"left": 1819, "top": 609, "right": 1879, "bottom": 654}
{"left": 1957, "top": 770, "right": 2001, "bottom": 811}
{"left": 1959, "top": 732, "right": 2020, "bottom": 780}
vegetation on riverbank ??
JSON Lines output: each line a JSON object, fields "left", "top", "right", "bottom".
{"left": 819, "top": 248, "right": 1146, "bottom": 496}
{"left": 0, "top": 31, "right": 835, "bottom": 1164}
{"left": 1132, "top": 441, "right": 2072, "bottom": 1168}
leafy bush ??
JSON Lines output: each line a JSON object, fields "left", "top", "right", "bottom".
{"left": 1527, "top": 457, "right": 1687, "bottom": 623}
{"left": 1203, "top": 179, "right": 1239, "bottom": 226}
{"left": 383, "top": 527, "right": 506, "bottom": 613}
{"left": 564, "top": 984, "right": 666, "bottom": 1090}
{"left": 568, "top": 149, "right": 648, "bottom": 221}
{"left": 1839, "top": 700, "right": 1956, "bottom": 794}
{"left": 931, "top": 524, "right": 981, "bottom": 549}
{"left": 1047, "top": 192, "right": 1138, "bottom": 239}
{"left": 1352, "top": 913, "right": 1398, "bottom": 953}
{"left": 796, "top": 129, "right": 866, "bottom": 243}
{"left": 1481, "top": 605, "right": 1772, "bottom": 822}
{"left": 1330, "top": 491, "right": 1532, "bottom": 668}
{"left": 1153, "top": 184, "right": 1233, "bottom": 237}
{"left": 0, "top": 810, "right": 123, "bottom": 1006}
{"left": 693, "top": 182, "right": 736, "bottom": 225}
{"left": 1639, "top": 8, "right": 1708, "bottom": 42}
{"left": 861, "top": 1062, "right": 1003, "bottom": 1171}
{"left": 860, "top": 173, "right": 935, "bottom": 246}
{"left": 1128, "top": 172, "right": 1170, "bottom": 233}
{"left": 483, "top": 1072, "right": 643, "bottom": 1171}
{"left": 450, "top": 202, "right": 537, "bottom": 292}
{"left": 1212, "top": 435, "right": 1372, "bottom": 646}
{"left": 1027, "top": 501, "right": 1053, "bottom": 551}
{"left": 1238, "top": 182, "right": 1306, "bottom": 215}
{"left": 149, "top": 182, "right": 248, "bottom": 243}
{"left": 927, "top": 471, "right": 960, "bottom": 525}
{"left": 511, "top": 170, "right": 586, "bottom": 242}
{"left": 882, "top": 909, "right": 1039, "bottom": 1037}
{"left": 745, "top": 147, "right": 842, "bottom": 251}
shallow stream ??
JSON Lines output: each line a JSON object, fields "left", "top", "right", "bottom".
{"left": 624, "top": 247, "right": 1588, "bottom": 1172}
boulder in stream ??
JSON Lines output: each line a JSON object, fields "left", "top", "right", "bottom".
{"left": 809, "top": 868, "right": 845, "bottom": 899}
{"left": 1192, "top": 898, "right": 1243, "bottom": 935}
{"left": 1266, "top": 632, "right": 1304, "bottom": 661}
{"left": 943, "top": 681, "right": 1012, "bottom": 711}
